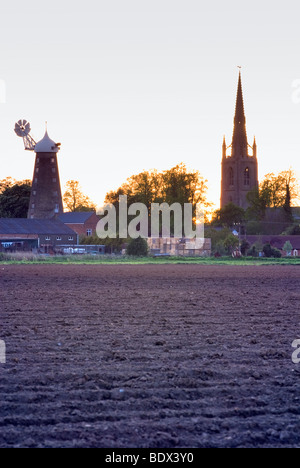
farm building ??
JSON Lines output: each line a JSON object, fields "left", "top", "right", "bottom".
{"left": 0, "top": 219, "right": 78, "bottom": 253}
{"left": 148, "top": 237, "right": 212, "bottom": 257}
{"left": 58, "top": 212, "right": 100, "bottom": 238}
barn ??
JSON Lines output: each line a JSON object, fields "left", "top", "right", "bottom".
{"left": 0, "top": 219, "right": 78, "bottom": 253}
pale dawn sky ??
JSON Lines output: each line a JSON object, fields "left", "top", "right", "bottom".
{"left": 1, "top": 0, "right": 300, "bottom": 209}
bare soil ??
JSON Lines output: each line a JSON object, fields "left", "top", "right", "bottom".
{"left": 0, "top": 264, "right": 300, "bottom": 448}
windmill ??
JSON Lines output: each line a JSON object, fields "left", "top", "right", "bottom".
{"left": 14, "top": 119, "right": 37, "bottom": 151}
{"left": 15, "top": 120, "right": 63, "bottom": 219}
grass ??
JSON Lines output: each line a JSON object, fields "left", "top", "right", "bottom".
{"left": 1, "top": 252, "right": 300, "bottom": 266}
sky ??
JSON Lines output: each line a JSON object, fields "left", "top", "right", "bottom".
{"left": 1, "top": 0, "right": 300, "bottom": 210}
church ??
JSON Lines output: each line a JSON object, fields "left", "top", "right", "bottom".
{"left": 221, "top": 72, "right": 259, "bottom": 209}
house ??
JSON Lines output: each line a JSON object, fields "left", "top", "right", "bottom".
{"left": 246, "top": 235, "right": 300, "bottom": 257}
{"left": 58, "top": 212, "right": 100, "bottom": 238}
{"left": 0, "top": 218, "right": 78, "bottom": 253}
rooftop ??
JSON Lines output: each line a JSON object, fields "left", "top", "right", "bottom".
{"left": 58, "top": 212, "right": 97, "bottom": 224}
{"left": 0, "top": 219, "right": 76, "bottom": 235}
{"left": 34, "top": 131, "right": 60, "bottom": 153}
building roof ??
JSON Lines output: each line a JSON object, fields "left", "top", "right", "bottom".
{"left": 34, "top": 131, "right": 60, "bottom": 153}
{"left": 292, "top": 207, "right": 300, "bottom": 220}
{"left": 58, "top": 212, "right": 96, "bottom": 224}
{"left": 0, "top": 219, "right": 76, "bottom": 235}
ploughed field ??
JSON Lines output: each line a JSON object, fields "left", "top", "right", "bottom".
{"left": 0, "top": 264, "right": 300, "bottom": 448}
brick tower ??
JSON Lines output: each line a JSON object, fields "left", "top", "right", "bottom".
{"left": 221, "top": 72, "right": 259, "bottom": 209}
{"left": 28, "top": 130, "right": 63, "bottom": 219}
{"left": 14, "top": 120, "right": 63, "bottom": 219}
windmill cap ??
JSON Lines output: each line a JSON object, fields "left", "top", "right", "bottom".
{"left": 34, "top": 131, "right": 60, "bottom": 153}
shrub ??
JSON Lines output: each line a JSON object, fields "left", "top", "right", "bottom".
{"left": 247, "top": 245, "right": 259, "bottom": 257}
{"left": 263, "top": 243, "right": 273, "bottom": 258}
{"left": 272, "top": 248, "right": 282, "bottom": 258}
{"left": 126, "top": 237, "right": 149, "bottom": 257}
{"left": 213, "top": 241, "right": 227, "bottom": 257}
{"left": 241, "top": 240, "right": 250, "bottom": 256}
{"left": 263, "top": 243, "right": 282, "bottom": 258}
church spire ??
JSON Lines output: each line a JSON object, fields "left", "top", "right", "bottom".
{"left": 232, "top": 70, "right": 248, "bottom": 155}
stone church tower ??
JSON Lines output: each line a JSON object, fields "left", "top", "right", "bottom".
{"left": 221, "top": 72, "right": 259, "bottom": 209}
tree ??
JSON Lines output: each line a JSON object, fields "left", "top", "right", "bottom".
{"left": 126, "top": 237, "right": 149, "bottom": 257}
{"left": 246, "top": 188, "right": 266, "bottom": 221}
{"left": 212, "top": 203, "right": 245, "bottom": 228}
{"left": 205, "top": 226, "right": 232, "bottom": 256}
{"left": 246, "top": 169, "right": 300, "bottom": 234}
{"left": 223, "top": 234, "right": 239, "bottom": 254}
{"left": 258, "top": 169, "right": 299, "bottom": 209}
{"left": 0, "top": 178, "right": 32, "bottom": 218}
{"left": 161, "top": 163, "right": 208, "bottom": 207}
{"left": 283, "top": 241, "right": 293, "bottom": 256}
{"left": 283, "top": 183, "right": 293, "bottom": 223}
{"left": 63, "top": 180, "right": 96, "bottom": 212}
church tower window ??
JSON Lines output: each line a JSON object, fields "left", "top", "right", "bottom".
{"left": 244, "top": 167, "right": 250, "bottom": 186}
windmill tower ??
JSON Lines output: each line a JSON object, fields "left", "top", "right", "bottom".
{"left": 15, "top": 120, "right": 63, "bottom": 219}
